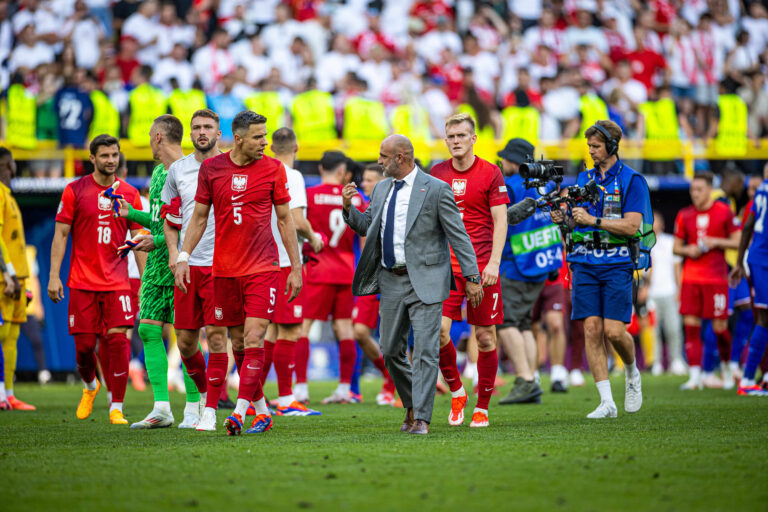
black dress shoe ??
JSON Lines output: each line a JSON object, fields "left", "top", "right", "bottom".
{"left": 551, "top": 380, "right": 568, "bottom": 393}
{"left": 401, "top": 408, "right": 415, "bottom": 432}
{"left": 218, "top": 397, "right": 236, "bottom": 410}
{"left": 408, "top": 420, "right": 430, "bottom": 435}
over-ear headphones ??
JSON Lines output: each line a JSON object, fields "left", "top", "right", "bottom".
{"left": 592, "top": 124, "right": 618, "bottom": 156}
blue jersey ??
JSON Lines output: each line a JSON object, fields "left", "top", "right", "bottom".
{"left": 53, "top": 86, "right": 93, "bottom": 147}
{"left": 207, "top": 93, "right": 244, "bottom": 142}
{"left": 747, "top": 179, "right": 768, "bottom": 268}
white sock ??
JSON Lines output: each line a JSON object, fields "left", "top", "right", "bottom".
{"left": 690, "top": 366, "right": 702, "bottom": 382}
{"left": 6, "top": 389, "right": 13, "bottom": 397}
{"left": 740, "top": 377, "right": 756, "bottom": 387}
{"left": 337, "top": 383, "right": 351, "bottom": 395}
{"left": 729, "top": 361, "right": 740, "bottom": 372}
{"left": 234, "top": 398, "right": 249, "bottom": 417}
{"left": 534, "top": 370, "right": 541, "bottom": 384}
{"left": 596, "top": 380, "right": 613, "bottom": 403}
{"left": 551, "top": 365, "right": 567, "bottom": 382}
{"left": 625, "top": 360, "right": 638, "bottom": 377}
{"left": 702, "top": 370, "right": 714, "bottom": 379}
{"left": 0, "top": 382, "right": 6, "bottom": 401}
{"left": 154, "top": 401, "right": 171, "bottom": 414}
{"left": 184, "top": 401, "right": 199, "bottom": 416}
{"left": 251, "top": 397, "right": 269, "bottom": 415}
{"left": 763, "top": 373, "right": 768, "bottom": 383}
{"left": 199, "top": 392, "right": 207, "bottom": 408}
{"left": 110, "top": 402, "right": 123, "bottom": 413}
{"left": 294, "top": 383, "right": 308, "bottom": 396}
{"left": 278, "top": 394, "right": 295, "bottom": 407}
{"left": 203, "top": 406, "right": 216, "bottom": 416}
{"left": 85, "top": 377, "right": 99, "bottom": 390}
{"left": 463, "top": 361, "right": 477, "bottom": 379}
{"left": 451, "top": 385, "right": 466, "bottom": 398}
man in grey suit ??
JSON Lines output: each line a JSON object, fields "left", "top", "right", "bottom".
{"left": 341, "top": 135, "right": 483, "bottom": 435}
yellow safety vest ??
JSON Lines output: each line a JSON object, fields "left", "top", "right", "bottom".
{"left": 168, "top": 88, "right": 207, "bottom": 148}
{"left": 290, "top": 90, "right": 336, "bottom": 142}
{"left": 89, "top": 90, "right": 120, "bottom": 140}
{"left": 390, "top": 104, "right": 431, "bottom": 141}
{"left": 342, "top": 97, "right": 388, "bottom": 141}
{"left": 128, "top": 83, "right": 168, "bottom": 147}
{"left": 4, "top": 84, "right": 37, "bottom": 149}
{"left": 579, "top": 94, "right": 609, "bottom": 137}
{"left": 638, "top": 99, "right": 679, "bottom": 140}
{"left": 244, "top": 91, "right": 284, "bottom": 139}
{"left": 500, "top": 106, "right": 540, "bottom": 147}
{"left": 457, "top": 104, "right": 496, "bottom": 162}
{"left": 716, "top": 94, "right": 748, "bottom": 157}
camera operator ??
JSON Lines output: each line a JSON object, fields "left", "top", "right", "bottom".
{"left": 551, "top": 120, "right": 653, "bottom": 419}
{"left": 496, "top": 139, "right": 563, "bottom": 405}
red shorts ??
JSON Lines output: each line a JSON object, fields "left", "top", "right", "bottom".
{"left": 175, "top": 266, "right": 216, "bottom": 330}
{"left": 442, "top": 274, "right": 503, "bottom": 326}
{"left": 129, "top": 278, "right": 141, "bottom": 310}
{"left": 352, "top": 294, "right": 380, "bottom": 329}
{"left": 303, "top": 282, "right": 354, "bottom": 321}
{"left": 213, "top": 272, "right": 279, "bottom": 326}
{"left": 68, "top": 288, "right": 135, "bottom": 335}
{"left": 679, "top": 281, "right": 729, "bottom": 320}
{"left": 272, "top": 266, "right": 304, "bottom": 325}
{"left": 532, "top": 283, "right": 569, "bottom": 322}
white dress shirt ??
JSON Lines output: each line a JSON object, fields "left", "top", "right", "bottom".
{"left": 380, "top": 166, "right": 417, "bottom": 267}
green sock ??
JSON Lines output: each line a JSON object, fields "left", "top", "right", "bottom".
{"left": 138, "top": 323, "right": 168, "bottom": 402}
{"left": 181, "top": 361, "right": 200, "bottom": 403}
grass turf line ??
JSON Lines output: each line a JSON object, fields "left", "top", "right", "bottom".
{"left": 1, "top": 375, "right": 767, "bottom": 511}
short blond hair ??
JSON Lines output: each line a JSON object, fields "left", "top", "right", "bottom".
{"left": 445, "top": 113, "right": 475, "bottom": 133}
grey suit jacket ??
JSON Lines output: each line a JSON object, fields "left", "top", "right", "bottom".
{"left": 343, "top": 169, "right": 479, "bottom": 305}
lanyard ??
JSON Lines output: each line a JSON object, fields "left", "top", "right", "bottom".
{"left": 588, "top": 161, "right": 624, "bottom": 218}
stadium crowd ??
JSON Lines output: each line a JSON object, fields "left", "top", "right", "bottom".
{"left": 2, "top": 0, "right": 768, "bottom": 177}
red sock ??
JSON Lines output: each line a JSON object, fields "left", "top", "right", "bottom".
{"left": 74, "top": 333, "right": 98, "bottom": 384}
{"left": 220, "top": 380, "right": 230, "bottom": 401}
{"left": 714, "top": 328, "right": 732, "bottom": 362}
{"left": 106, "top": 332, "right": 130, "bottom": 403}
{"left": 439, "top": 342, "right": 463, "bottom": 392}
{"left": 570, "top": 320, "right": 585, "bottom": 370}
{"left": 476, "top": 349, "right": 498, "bottom": 410}
{"left": 97, "top": 335, "right": 111, "bottom": 391}
{"left": 233, "top": 350, "right": 245, "bottom": 376}
{"left": 295, "top": 336, "right": 309, "bottom": 384}
{"left": 274, "top": 339, "right": 295, "bottom": 397}
{"left": 338, "top": 339, "right": 356, "bottom": 384}
{"left": 685, "top": 324, "right": 702, "bottom": 366}
{"left": 205, "top": 352, "right": 228, "bottom": 409}
{"left": 373, "top": 355, "right": 395, "bottom": 393}
{"left": 181, "top": 350, "right": 208, "bottom": 394}
{"left": 237, "top": 347, "right": 264, "bottom": 402}
{"left": 261, "top": 340, "right": 275, "bottom": 385}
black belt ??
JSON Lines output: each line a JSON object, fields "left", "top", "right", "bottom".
{"left": 383, "top": 265, "right": 408, "bottom": 276}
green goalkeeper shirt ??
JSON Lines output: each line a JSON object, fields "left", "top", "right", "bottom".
{"left": 126, "top": 163, "right": 174, "bottom": 286}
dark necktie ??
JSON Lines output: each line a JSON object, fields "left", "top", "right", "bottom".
{"left": 382, "top": 180, "right": 405, "bottom": 269}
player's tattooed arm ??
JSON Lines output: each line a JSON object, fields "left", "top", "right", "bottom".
{"left": 48, "top": 222, "right": 71, "bottom": 303}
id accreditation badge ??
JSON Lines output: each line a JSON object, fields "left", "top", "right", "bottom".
{"left": 602, "top": 193, "right": 622, "bottom": 219}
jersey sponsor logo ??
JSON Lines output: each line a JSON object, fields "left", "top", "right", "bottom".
{"left": 97, "top": 194, "right": 113, "bottom": 211}
{"left": 452, "top": 179, "right": 467, "bottom": 196}
{"left": 232, "top": 174, "right": 248, "bottom": 192}
{"left": 98, "top": 214, "right": 111, "bottom": 219}
{"left": 294, "top": 305, "right": 302, "bottom": 318}
{"left": 69, "top": 315, "right": 74, "bottom": 327}
{"left": 215, "top": 307, "right": 223, "bottom": 320}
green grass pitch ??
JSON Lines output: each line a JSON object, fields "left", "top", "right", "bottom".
{"left": 1, "top": 375, "right": 767, "bottom": 512}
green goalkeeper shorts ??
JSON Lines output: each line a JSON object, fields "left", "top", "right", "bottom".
{"left": 139, "top": 281, "right": 175, "bottom": 324}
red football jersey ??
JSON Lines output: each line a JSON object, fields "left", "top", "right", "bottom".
{"left": 430, "top": 156, "right": 510, "bottom": 273}
{"left": 304, "top": 183, "right": 363, "bottom": 285}
{"left": 55, "top": 174, "right": 142, "bottom": 291}
{"left": 195, "top": 152, "right": 290, "bottom": 277}
{"left": 674, "top": 201, "right": 737, "bottom": 284}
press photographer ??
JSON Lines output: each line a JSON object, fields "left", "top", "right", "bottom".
{"left": 550, "top": 120, "right": 654, "bottom": 419}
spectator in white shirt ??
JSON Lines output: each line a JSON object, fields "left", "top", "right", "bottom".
{"left": 602, "top": 59, "right": 647, "bottom": 128}
{"left": 316, "top": 34, "right": 361, "bottom": 92}
{"left": 156, "top": 3, "right": 195, "bottom": 58}
{"left": 565, "top": 8, "right": 609, "bottom": 54}
{"left": 122, "top": 0, "right": 161, "bottom": 65}
{"left": 261, "top": 3, "right": 302, "bottom": 57}
{"left": 8, "top": 23, "right": 55, "bottom": 73}
{"left": 742, "top": 3, "right": 768, "bottom": 57}
{"left": 270, "top": 36, "right": 314, "bottom": 90}
{"left": 12, "top": 0, "right": 61, "bottom": 49}
{"left": 724, "top": 30, "right": 760, "bottom": 89}
{"left": 152, "top": 43, "right": 195, "bottom": 92}
{"left": 458, "top": 33, "right": 500, "bottom": 100}
{"left": 417, "top": 16, "right": 462, "bottom": 64}
{"left": 232, "top": 34, "right": 272, "bottom": 86}
{"left": 191, "top": 28, "right": 235, "bottom": 92}
{"left": 0, "top": 1, "right": 13, "bottom": 65}
{"left": 61, "top": 0, "right": 104, "bottom": 70}
{"left": 523, "top": 5, "right": 568, "bottom": 57}
{"left": 509, "top": 0, "right": 543, "bottom": 31}
{"left": 358, "top": 44, "right": 393, "bottom": 98}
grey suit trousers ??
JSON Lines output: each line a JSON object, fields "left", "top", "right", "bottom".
{"left": 378, "top": 269, "right": 442, "bottom": 423}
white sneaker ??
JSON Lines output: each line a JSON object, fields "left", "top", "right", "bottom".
{"left": 38, "top": 369, "right": 52, "bottom": 385}
{"left": 195, "top": 408, "right": 216, "bottom": 431}
{"left": 321, "top": 390, "right": 351, "bottom": 404}
{"left": 586, "top": 401, "right": 617, "bottom": 419}
{"left": 569, "top": 369, "right": 586, "bottom": 387}
{"left": 178, "top": 412, "right": 200, "bottom": 429}
{"left": 680, "top": 377, "right": 703, "bottom": 390}
{"left": 651, "top": 362, "right": 663, "bottom": 376}
{"left": 721, "top": 363, "right": 735, "bottom": 390}
{"left": 670, "top": 359, "right": 688, "bottom": 376}
{"left": 168, "top": 369, "right": 186, "bottom": 393}
{"left": 625, "top": 371, "right": 642, "bottom": 413}
{"left": 702, "top": 374, "right": 724, "bottom": 389}
{"left": 294, "top": 383, "right": 309, "bottom": 404}
{"left": 130, "top": 408, "right": 174, "bottom": 429}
